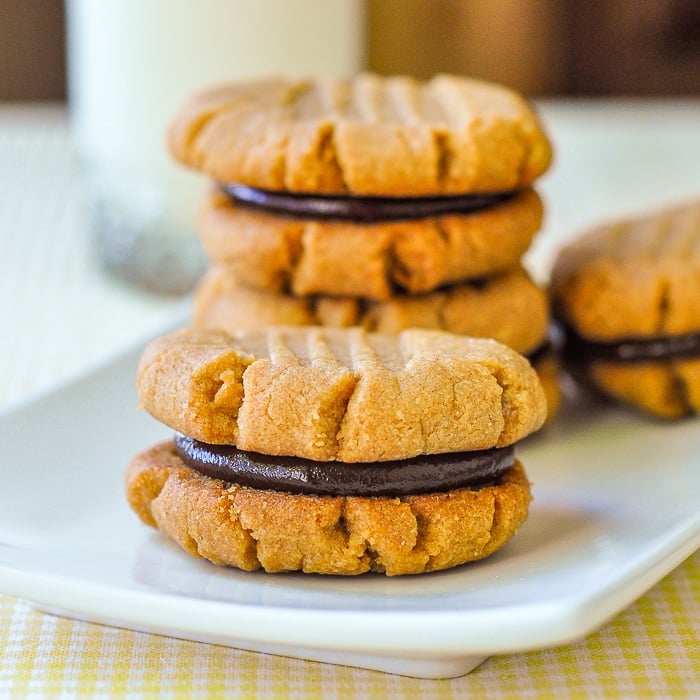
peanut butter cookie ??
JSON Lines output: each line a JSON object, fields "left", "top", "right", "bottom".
{"left": 169, "top": 73, "right": 552, "bottom": 196}
{"left": 126, "top": 443, "right": 532, "bottom": 576}
{"left": 137, "top": 327, "right": 546, "bottom": 460}
{"left": 196, "top": 188, "right": 542, "bottom": 299}
{"left": 128, "top": 325, "right": 544, "bottom": 575}
{"left": 193, "top": 265, "right": 548, "bottom": 356}
{"left": 551, "top": 198, "right": 700, "bottom": 418}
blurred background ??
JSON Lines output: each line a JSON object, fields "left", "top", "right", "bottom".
{"left": 2, "top": 0, "right": 700, "bottom": 101}
{"left": 1, "top": 0, "right": 699, "bottom": 402}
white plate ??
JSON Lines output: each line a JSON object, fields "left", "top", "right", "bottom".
{"left": 1, "top": 335, "right": 699, "bottom": 679}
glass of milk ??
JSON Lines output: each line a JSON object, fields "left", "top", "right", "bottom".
{"left": 65, "top": 0, "right": 365, "bottom": 294}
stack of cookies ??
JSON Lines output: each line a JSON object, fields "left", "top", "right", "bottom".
{"left": 168, "top": 73, "right": 559, "bottom": 415}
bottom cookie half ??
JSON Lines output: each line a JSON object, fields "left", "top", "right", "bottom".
{"left": 125, "top": 441, "right": 532, "bottom": 576}
{"left": 585, "top": 357, "right": 700, "bottom": 419}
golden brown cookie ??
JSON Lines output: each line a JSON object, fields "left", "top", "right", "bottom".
{"left": 197, "top": 188, "right": 543, "bottom": 299}
{"left": 193, "top": 264, "right": 549, "bottom": 356}
{"left": 168, "top": 73, "right": 552, "bottom": 196}
{"left": 126, "top": 442, "right": 532, "bottom": 576}
{"left": 137, "top": 327, "right": 547, "bottom": 461}
{"left": 551, "top": 198, "right": 700, "bottom": 418}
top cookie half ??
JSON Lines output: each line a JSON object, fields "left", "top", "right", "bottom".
{"left": 138, "top": 327, "right": 546, "bottom": 463}
{"left": 551, "top": 198, "right": 700, "bottom": 340}
{"left": 168, "top": 73, "right": 552, "bottom": 196}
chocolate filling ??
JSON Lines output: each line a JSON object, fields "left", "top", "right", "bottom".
{"left": 557, "top": 321, "right": 700, "bottom": 364}
{"left": 174, "top": 434, "right": 515, "bottom": 497}
{"left": 220, "top": 183, "right": 515, "bottom": 223}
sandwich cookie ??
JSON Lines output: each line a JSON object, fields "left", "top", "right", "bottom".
{"left": 551, "top": 198, "right": 700, "bottom": 418}
{"left": 127, "top": 326, "right": 546, "bottom": 575}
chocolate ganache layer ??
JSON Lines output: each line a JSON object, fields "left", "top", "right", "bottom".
{"left": 174, "top": 434, "right": 515, "bottom": 497}
{"left": 558, "top": 322, "right": 700, "bottom": 364}
{"left": 220, "top": 183, "right": 515, "bottom": 223}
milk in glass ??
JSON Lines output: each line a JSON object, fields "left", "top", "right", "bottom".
{"left": 66, "top": 0, "right": 365, "bottom": 293}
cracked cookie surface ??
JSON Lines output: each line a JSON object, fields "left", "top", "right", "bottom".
{"left": 137, "top": 327, "right": 547, "bottom": 462}
{"left": 125, "top": 442, "right": 532, "bottom": 576}
{"left": 168, "top": 73, "right": 552, "bottom": 196}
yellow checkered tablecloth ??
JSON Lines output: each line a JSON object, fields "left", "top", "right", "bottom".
{"left": 1, "top": 104, "right": 699, "bottom": 698}
{"left": 1, "top": 554, "right": 698, "bottom": 698}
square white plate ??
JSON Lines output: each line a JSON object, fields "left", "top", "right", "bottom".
{"left": 1, "top": 333, "right": 698, "bottom": 679}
